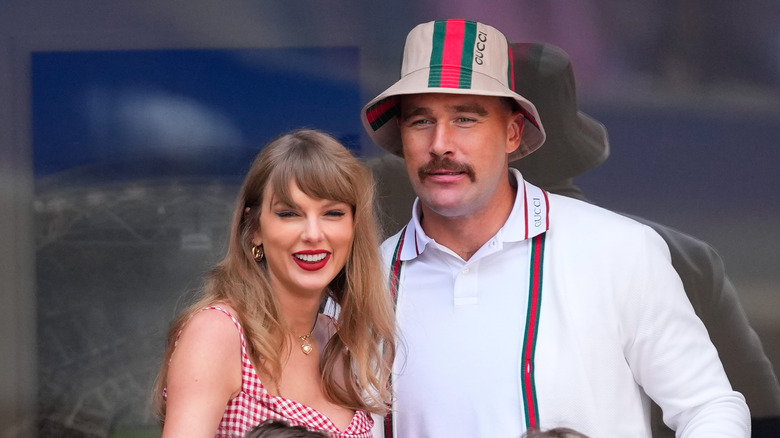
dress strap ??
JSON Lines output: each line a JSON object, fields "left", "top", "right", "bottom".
{"left": 165, "top": 305, "right": 250, "bottom": 401}
{"left": 170, "top": 305, "right": 248, "bottom": 359}
{"left": 202, "top": 305, "right": 248, "bottom": 355}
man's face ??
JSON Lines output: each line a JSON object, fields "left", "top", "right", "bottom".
{"left": 398, "top": 93, "right": 524, "bottom": 220}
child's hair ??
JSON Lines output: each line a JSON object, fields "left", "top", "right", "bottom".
{"left": 524, "top": 427, "right": 591, "bottom": 438}
{"left": 244, "top": 420, "right": 330, "bottom": 438}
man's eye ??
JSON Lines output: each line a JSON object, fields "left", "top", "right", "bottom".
{"left": 456, "top": 117, "right": 476, "bottom": 123}
{"left": 410, "top": 118, "right": 432, "bottom": 126}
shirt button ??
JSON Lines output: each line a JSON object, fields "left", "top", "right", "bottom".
{"left": 462, "top": 267, "right": 470, "bottom": 274}
{"left": 490, "top": 240, "right": 497, "bottom": 247}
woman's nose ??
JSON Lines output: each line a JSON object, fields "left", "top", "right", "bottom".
{"left": 302, "top": 218, "right": 324, "bottom": 242}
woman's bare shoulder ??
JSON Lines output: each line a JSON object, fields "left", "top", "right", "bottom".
{"left": 163, "top": 306, "right": 244, "bottom": 437}
{"left": 166, "top": 305, "right": 243, "bottom": 407}
{"left": 176, "top": 306, "right": 242, "bottom": 354}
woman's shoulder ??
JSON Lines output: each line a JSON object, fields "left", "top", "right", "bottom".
{"left": 176, "top": 304, "right": 243, "bottom": 354}
{"left": 164, "top": 305, "right": 245, "bottom": 432}
{"left": 199, "top": 303, "right": 242, "bottom": 326}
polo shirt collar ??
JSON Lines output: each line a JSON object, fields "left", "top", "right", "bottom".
{"left": 396, "top": 200, "right": 427, "bottom": 261}
{"left": 504, "top": 168, "right": 550, "bottom": 242}
{"left": 398, "top": 169, "right": 549, "bottom": 261}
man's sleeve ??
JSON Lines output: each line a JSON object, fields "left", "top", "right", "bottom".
{"left": 638, "top": 219, "right": 780, "bottom": 436}
{"left": 622, "top": 226, "right": 751, "bottom": 437}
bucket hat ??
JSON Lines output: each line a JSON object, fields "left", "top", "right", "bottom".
{"left": 509, "top": 43, "right": 609, "bottom": 183}
{"left": 361, "top": 19, "right": 546, "bottom": 162}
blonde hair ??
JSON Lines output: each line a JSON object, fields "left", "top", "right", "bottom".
{"left": 154, "top": 129, "right": 395, "bottom": 418}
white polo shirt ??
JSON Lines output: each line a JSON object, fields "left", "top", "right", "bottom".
{"left": 378, "top": 170, "right": 749, "bottom": 437}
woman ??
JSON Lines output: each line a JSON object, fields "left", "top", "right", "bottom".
{"left": 154, "top": 129, "right": 396, "bottom": 437}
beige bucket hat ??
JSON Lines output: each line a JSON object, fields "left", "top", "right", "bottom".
{"left": 361, "top": 19, "right": 546, "bottom": 162}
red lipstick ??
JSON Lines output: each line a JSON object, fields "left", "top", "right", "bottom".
{"left": 293, "top": 250, "right": 331, "bottom": 271}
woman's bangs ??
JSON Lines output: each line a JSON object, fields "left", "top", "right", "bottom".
{"left": 267, "top": 152, "right": 355, "bottom": 207}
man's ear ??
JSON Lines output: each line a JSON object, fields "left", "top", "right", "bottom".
{"left": 506, "top": 114, "right": 526, "bottom": 156}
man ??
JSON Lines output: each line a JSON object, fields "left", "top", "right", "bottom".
{"left": 361, "top": 20, "right": 750, "bottom": 437}
{"left": 367, "top": 40, "right": 780, "bottom": 437}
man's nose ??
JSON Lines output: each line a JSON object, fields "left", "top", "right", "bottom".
{"left": 429, "top": 123, "right": 454, "bottom": 156}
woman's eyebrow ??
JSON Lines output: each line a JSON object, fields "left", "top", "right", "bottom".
{"left": 271, "top": 199, "right": 298, "bottom": 209}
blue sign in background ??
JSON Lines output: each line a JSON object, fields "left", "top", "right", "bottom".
{"left": 32, "top": 47, "right": 362, "bottom": 179}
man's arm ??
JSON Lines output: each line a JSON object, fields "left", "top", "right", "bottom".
{"left": 622, "top": 226, "right": 750, "bottom": 436}
{"left": 633, "top": 217, "right": 780, "bottom": 436}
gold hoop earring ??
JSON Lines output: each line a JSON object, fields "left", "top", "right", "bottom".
{"left": 252, "top": 245, "right": 264, "bottom": 262}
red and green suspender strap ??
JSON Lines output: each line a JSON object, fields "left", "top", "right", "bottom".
{"left": 383, "top": 227, "right": 547, "bottom": 436}
{"left": 383, "top": 227, "right": 406, "bottom": 438}
{"left": 522, "top": 231, "right": 546, "bottom": 430}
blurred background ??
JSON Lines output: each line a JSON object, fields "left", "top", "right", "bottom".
{"left": 1, "top": 1, "right": 778, "bottom": 436}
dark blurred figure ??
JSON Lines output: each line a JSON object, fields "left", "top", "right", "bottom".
{"left": 368, "top": 42, "right": 780, "bottom": 437}
{"left": 245, "top": 420, "right": 329, "bottom": 438}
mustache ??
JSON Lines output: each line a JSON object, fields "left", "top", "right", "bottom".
{"left": 418, "top": 156, "right": 476, "bottom": 182}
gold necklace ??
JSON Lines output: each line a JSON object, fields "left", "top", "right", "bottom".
{"left": 298, "top": 318, "right": 317, "bottom": 355}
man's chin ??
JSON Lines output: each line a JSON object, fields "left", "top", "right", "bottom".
{"left": 419, "top": 198, "right": 473, "bottom": 220}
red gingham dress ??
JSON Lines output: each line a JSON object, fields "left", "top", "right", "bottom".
{"left": 168, "top": 305, "right": 374, "bottom": 438}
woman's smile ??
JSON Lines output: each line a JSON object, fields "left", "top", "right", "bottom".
{"left": 293, "top": 250, "right": 332, "bottom": 271}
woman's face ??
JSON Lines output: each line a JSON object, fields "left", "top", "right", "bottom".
{"left": 254, "top": 181, "right": 355, "bottom": 299}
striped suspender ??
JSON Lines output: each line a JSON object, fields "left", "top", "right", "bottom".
{"left": 389, "top": 227, "right": 407, "bottom": 305}
{"left": 522, "top": 232, "right": 546, "bottom": 430}
{"left": 384, "top": 227, "right": 407, "bottom": 438}
{"left": 384, "top": 227, "right": 547, "bottom": 436}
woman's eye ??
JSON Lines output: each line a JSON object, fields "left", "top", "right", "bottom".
{"left": 276, "top": 211, "right": 298, "bottom": 218}
{"left": 325, "top": 210, "right": 346, "bottom": 217}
